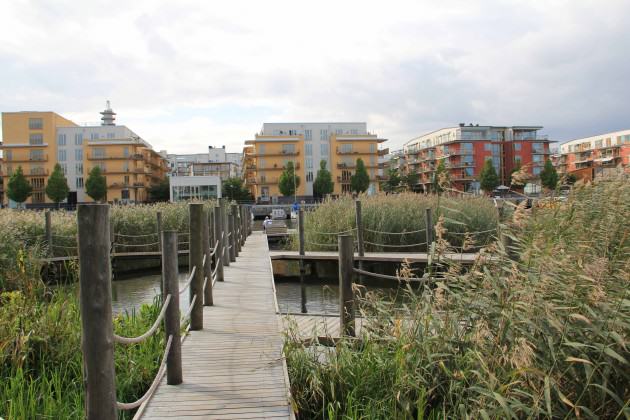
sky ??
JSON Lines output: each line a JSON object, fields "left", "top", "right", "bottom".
{"left": 0, "top": 0, "right": 628, "bottom": 153}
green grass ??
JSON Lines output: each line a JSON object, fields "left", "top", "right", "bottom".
{"left": 285, "top": 179, "right": 630, "bottom": 419}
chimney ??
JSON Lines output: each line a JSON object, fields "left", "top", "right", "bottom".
{"left": 459, "top": 123, "right": 465, "bottom": 127}
{"left": 222, "top": 145, "right": 225, "bottom": 149}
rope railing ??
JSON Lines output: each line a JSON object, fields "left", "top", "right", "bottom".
{"left": 202, "top": 254, "right": 207, "bottom": 268}
{"left": 352, "top": 267, "right": 434, "bottom": 283}
{"left": 209, "top": 240, "right": 219, "bottom": 257}
{"left": 115, "top": 232, "right": 158, "bottom": 239}
{"left": 181, "top": 295, "right": 197, "bottom": 324}
{"left": 113, "top": 241, "right": 160, "bottom": 248}
{"left": 447, "top": 228, "right": 497, "bottom": 236}
{"left": 179, "top": 266, "right": 196, "bottom": 295}
{"left": 202, "top": 276, "right": 208, "bottom": 292}
{"left": 51, "top": 233, "right": 77, "bottom": 240}
{"left": 312, "top": 228, "right": 356, "bottom": 236}
{"left": 51, "top": 244, "right": 78, "bottom": 249}
{"left": 211, "top": 261, "right": 220, "bottom": 280}
{"left": 363, "top": 227, "right": 426, "bottom": 235}
{"left": 363, "top": 240, "right": 428, "bottom": 248}
{"left": 113, "top": 295, "right": 172, "bottom": 345}
{"left": 305, "top": 240, "right": 339, "bottom": 248}
{"left": 116, "top": 335, "right": 173, "bottom": 411}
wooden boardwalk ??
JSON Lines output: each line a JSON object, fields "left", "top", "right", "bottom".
{"left": 139, "top": 232, "right": 293, "bottom": 419}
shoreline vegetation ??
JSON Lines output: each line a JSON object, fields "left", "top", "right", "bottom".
{"left": 285, "top": 179, "right": 630, "bottom": 419}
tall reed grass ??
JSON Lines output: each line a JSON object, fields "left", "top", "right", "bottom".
{"left": 298, "top": 193, "right": 498, "bottom": 252}
{"left": 285, "top": 179, "right": 630, "bottom": 419}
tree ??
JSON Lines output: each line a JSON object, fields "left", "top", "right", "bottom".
{"left": 278, "top": 161, "right": 300, "bottom": 197}
{"left": 540, "top": 159, "right": 559, "bottom": 190}
{"left": 85, "top": 166, "right": 107, "bottom": 202}
{"left": 222, "top": 177, "right": 252, "bottom": 201}
{"left": 382, "top": 168, "right": 401, "bottom": 193}
{"left": 431, "top": 160, "right": 449, "bottom": 193}
{"left": 479, "top": 159, "right": 500, "bottom": 193}
{"left": 313, "top": 160, "right": 334, "bottom": 198}
{"left": 148, "top": 178, "right": 170, "bottom": 202}
{"left": 402, "top": 171, "right": 419, "bottom": 191}
{"left": 350, "top": 158, "right": 370, "bottom": 193}
{"left": 7, "top": 166, "right": 32, "bottom": 207}
{"left": 45, "top": 163, "right": 70, "bottom": 206}
{"left": 564, "top": 173, "right": 578, "bottom": 185}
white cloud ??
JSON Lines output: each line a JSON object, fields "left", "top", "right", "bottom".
{"left": 0, "top": 0, "right": 628, "bottom": 152}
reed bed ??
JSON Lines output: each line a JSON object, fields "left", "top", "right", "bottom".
{"left": 298, "top": 193, "right": 498, "bottom": 252}
{"left": 285, "top": 179, "right": 630, "bottom": 419}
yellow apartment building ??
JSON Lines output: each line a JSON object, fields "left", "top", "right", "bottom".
{"left": 243, "top": 123, "right": 386, "bottom": 203}
{"left": 1, "top": 104, "right": 167, "bottom": 207}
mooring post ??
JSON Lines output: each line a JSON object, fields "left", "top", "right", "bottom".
{"left": 189, "top": 203, "right": 204, "bottom": 330}
{"left": 77, "top": 204, "right": 117, "bottom": 420}
{"left": 202, "top": 210, "right": 213, "bottom": 306}
{"left": 219, "top": 201, "right": 230, "bottom": 267}
{"left": 44, "top": 210, "right": 52, "bottom": 255}
{"left": 355, "top": 200, "right": 365, "bottom": 285}
{"left": 228, "top": 208, "right": 236, "bottom": 262}
{"left": 298, "top": 208, "right": 307, "bottom": 313}
{"left": 240, "top": 206, "right": 246, "bottom": 246}
{"left": 162, "top": 230, "right": 182, "bottom": 385}
{"left": 425, "top": 208, "right": 433, "bottom": 247}
{"left": 213, "top": 205, "right": 225, "bottom": 282}
{"left": 338, "top": 234, "right": 355, "bottom": 337}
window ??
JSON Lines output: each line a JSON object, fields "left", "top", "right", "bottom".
{"left": 107, "top": 133, "right": 115, "bottom": 139}
{"left": 29, "top": 118, "right": 43, "bottom": 130}
{"left": 306, "top": 171, "right": 314, "bottom": 182}
{"left": 340, "top": 143, "right": 353, "bottom": 153}
{"left": 31, "top": 166, "right": 45, "bottom": 175}
{"left": 514, "top": 155, "right": 522, "bottom": 165}
{"left": 461, "top": 142, "right": 473, "bottom": 153}
{"left": 75, "top": 133, "right": 83, "bottom": 145}
{"left": 31, "top": 177, "right": 45, "bottom": 189}
{"left": 288, "top": 129, "right": 298, "bottom": 135}
{"left": 93, "top": 148, "right": 106, "bottom": 158}
{"left": 4, "top": 151, "right": 12, "bottom": 161}
{"left": 484, "top": 143, "right": 492, "bottom": 152}
{"left": 75, "top": 149, "right": 83, "bottom": 160}
{"left": 124, "top": 175, "right": 130, "bottom": 185}
{"left": 370, "top": 156, "right": 375, "bottom": 166}
{"left": 350, "top": 129, "right": 358, "bottom": 134}
{"left": 306, "top": 158, "right": 313, "bottom": 169}
{"left": 463, "top": 154, "right": 474, "bottom": 165}
{"left": 281, "top": 144, "right": 295, "bottom": 154}
{"left": 595, "top": 139, "right": 603, "bottom": 149}
{"left": 60, "top": 164, "right": 67, "bottom": 175}
{"left": 320, "top": 143, "right": 329, "bottom": 156}
{"left": 533, "top": 167, "right": 542, "bottom": 176}
{"left": 29, "top": 133, "right": 44, "bottom": 145}
{"left": 32, "top": 192, "right": 46, "bottom": 203}
{"left": 76, "top": 163, "right": 83, "bottom": 174}
{"left": 514, "top": 143, "right": 522, "bottom": 152}
{"left": 336, "top": 129, "right": 343, "bottom": 135}
{"left": 121, "top": 190, "right": 130, "bottom": 200}
{"left": 122, "top": 162, "right": 129, "bottom": 172}
{"left": 123, "top": 147, "right": 129, "bottom": 157}
{"left": 533, "top": 154, "right": 543, "bottom": 163}
{"left": 305, "top": 144, "right": 313, "bottom": 156}
{"left": 76, "top": 177, "right": 84, "bottom": 188}
{"left": 305, "top": 129, "right": 312, "bottom": 140}
{"left": 58, "top": 150, "right": 67, "bottom": 162}
{"left": 532, "top": 142, "right": 545, "bottom": 153}
{"left": 258, "top": 158, "right": 265, "bottom": 169}
{"left": 465, "top": 167, "right": 474, "bottom": 177}
{"left": 30, "top": 150, "right": 44, "bottom": 161}
{"left": 90, "top": 133, "right": 99, "bottom": 140}
{"left": 370, "top": 143, "right": 376, "bottom": 153}
{"left": 320, "top": 129, "right": 328, "bottom": 140}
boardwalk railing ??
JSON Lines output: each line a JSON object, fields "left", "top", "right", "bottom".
{"left": 76, "top": 202, "right": 252, "bottom": 420}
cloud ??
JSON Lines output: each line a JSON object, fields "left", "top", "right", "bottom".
{"left": 0, "top": 0, "right": 628, "bottom": 152}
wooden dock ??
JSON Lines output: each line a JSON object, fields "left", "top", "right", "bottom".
{"left": 139, "top": 232, "right": 293, "bottom": 419}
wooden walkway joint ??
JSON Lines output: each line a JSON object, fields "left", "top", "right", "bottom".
{"left": 139, "top": 232, "right": 294, "bottom": 419}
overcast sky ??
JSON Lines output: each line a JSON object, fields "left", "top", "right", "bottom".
{"left": 1, "top": 0, "right": 628, "bottom": 153}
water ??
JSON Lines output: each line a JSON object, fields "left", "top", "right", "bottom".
{"left": 111, "top": 272, "right": 191, "bottom": 315}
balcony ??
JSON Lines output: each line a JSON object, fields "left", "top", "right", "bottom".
{"left": 451, "top": 175, "right": 476, "bottom": 181}
{"left": 253, "top": 151, "right": 300, "bottom": 157}
{"left": 259, "top": 163, "right": 301, "bottom": 170}
{"left": 133, "top": 182, "right": 145, "bottom": 188}
{"left": 109, "top": 182, "right": 131, "bottom": 189}
{"left": 8, "top": 154, "right": 48, "bottom": 163}
{"left": 378, "top": 148, "right": 390, "bottom": 156}
{"left": 249, "top": 178, "right": 278, "bottom": 185}
{"left": 131, "top": 153, "right": 144, "bottom": 160}
{"left": 336, "top": 163, "right": 378, "bottom": 169}
{"left": 446, "top": 161, "right": 475, "bottom": 169}
{"left": 27, "top": 169, "right": 50, "bottom": 177}
{"left": 87, "top": 154, "right": 133, "bottom": 160}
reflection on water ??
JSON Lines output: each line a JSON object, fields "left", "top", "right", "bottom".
{"left": 275, "top": 281, "right": 340, "bottom": 314}
{"left": 111, "top": 272, "right": 191, "bottom": 315}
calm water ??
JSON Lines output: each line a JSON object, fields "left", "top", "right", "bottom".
{"left": 111, "top": 274, "right": 404, "bottom": 315}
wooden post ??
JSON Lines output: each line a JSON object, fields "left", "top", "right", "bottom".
{"left": 425, "top": 208, "right": 433, "bottom": 247}
{"left": 156, "top": 211, "right": 163, "bottom": 252}
{"left": 202, "top": 211, "right": 213, "bottom": 306}
{"left": 228, "top": 209, "right": 236, "bottom": 262}
{"left": 189, "top": 203, "right": 204, "bottom": 330}
{"left": 162, "top": 231, "right": 182, "bottom": 385}
{"left": 241, "top": 206, "right": 246, "bottom": 245}
{"left": 338, "top": 234, "right": 355, "bottom": 337}
{"left": 298, "top": 208, "right": 307, "bottom": 313}
{"left": 45, "top": 210, "right": 52, "bottom": 255}
{"left": 219, "top": 202, "right": 229, "bottom": 267}
{"left": 208, "top": 207, "right": 215, "bottom": 251}
{"left": 232, "top": 204, "right": 241, "bottom": 255}
{"left": 355, "top": 200, "right": 364, "bottom": 285}
{"left": 77, "top": 204, "right": 117, "bottom": 420}
{"left": 213, "top": 205, "right": 225, "bottom": 282}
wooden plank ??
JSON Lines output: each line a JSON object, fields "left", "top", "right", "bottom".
{"left": 140, "top": 232, "right": 293, "bottom": 419}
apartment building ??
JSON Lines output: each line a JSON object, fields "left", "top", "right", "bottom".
{"left": 556, "top": 129, "right": 630, "bottom": 181}
{"left": 243, "top": 123, "right": 387, "bottom": 202}
{"left": 168, "top": 147, "right": 242, "bottom": 179}
{"left": 1, "top": 103, "right": 168, "bottom": 206}
{"left": 403, "top": 124, "right": 552, "bottom": 193}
